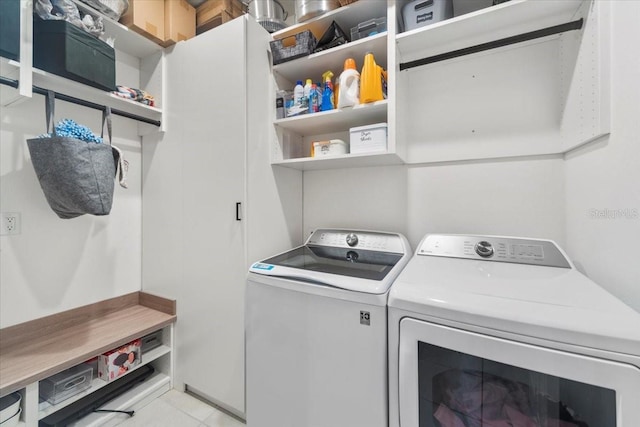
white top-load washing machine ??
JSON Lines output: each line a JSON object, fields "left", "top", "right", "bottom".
{"left": 246, "top": 229, "right": 412, "bottom": 427}
{"left": 388, "top": 234, "right": 640, "bottom": 427}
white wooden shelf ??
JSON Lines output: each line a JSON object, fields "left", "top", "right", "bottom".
{"left": 396, "top": 0, "right": 585, "bottom": 63}
{"left": 275, "top": 100, "right": 387, "bottom": 135}
{"left": 70, "top": 0, "right": 163, "bottom": 58}
{"left": 273, "top": 32, "right": 387, "bottom": 83}
{"left": 31, "top": 67, "right": 162, "bottom": 123}
{"left": 272, "top": 1, "right": 387, "bottom": 40}
{"left": 37, "top": 345, "right": 171, "bottom": 419}
{"left": 273, "top": 151, "right": 403, "bottom": 171}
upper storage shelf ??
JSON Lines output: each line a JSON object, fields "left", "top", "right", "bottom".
{"left": 272, "top": 0, "right": 388, "bottom": 41}
{"left": 273, "top": 32, "right": 387, "bottom": 83}
{"left": 70, "top": 0, "right": 163, "bottom": 58}
{"left": 396, "top": 0, "right": 585, "bottom": 63}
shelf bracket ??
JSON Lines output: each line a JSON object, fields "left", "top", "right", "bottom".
{"left": 0, "top": 77, "right": 161, "bottom": 127}
{"left": 400, "top": 18, "right": 584, "bottom": 71}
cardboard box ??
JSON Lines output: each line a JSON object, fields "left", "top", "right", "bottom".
{"left": 120, "top": 0, "right": 165, "bottom": 45}
{"left": 196, "top": 0, "right": 244, "bottom": 27}
{"left": 164, "top": 0, "right": 196, "bottom": 47}
{"left": 97, "top": 339, "right": 142, "bottom": 382}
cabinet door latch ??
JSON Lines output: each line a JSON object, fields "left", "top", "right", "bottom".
{"left": 236, "top": 202, "right": 242, "bottom": 221}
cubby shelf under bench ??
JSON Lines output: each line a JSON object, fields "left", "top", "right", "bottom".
{"left": 0, "top": 292, "right": 177, "bottom": 427}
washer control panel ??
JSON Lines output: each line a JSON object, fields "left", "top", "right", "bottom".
{"left": 307, "top": 229, "right": 406, "bottom": 254}
{"left": 418, "top": 235, "right": 571, "bottom": 268}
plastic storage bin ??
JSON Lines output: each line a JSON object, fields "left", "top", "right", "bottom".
{"left": 452, "top": 0, "right": 493, "bottom": 17}
{"left": 0, "top": 392, "right": 21, "bottom": 424}
{"left": 270, "top": 30, "right": 317, "bottom": 65}
{"left": 39, "top": 365, "right": 93, "bottom": 405}
{"left": 141, "top": 330, "right": 163, "bottom": 353}
{"left": 350, "top": 123, "right": 387, "bottom": 154}
{"left": 403, "top": 0, "right": 453, "bottom": 31}
{"left": 350, "top": 17, "right": 387, "bottom": 41}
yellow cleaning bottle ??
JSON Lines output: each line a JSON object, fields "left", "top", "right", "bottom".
{"left": 360, "top": 52, "right": 386, "bottom": 104}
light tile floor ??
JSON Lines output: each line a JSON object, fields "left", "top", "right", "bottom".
{"left": 113, "top": 390, "right": 245, "bottom": 427}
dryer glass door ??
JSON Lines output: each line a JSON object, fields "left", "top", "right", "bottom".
{"left": 398, "top": 318, "right": 640, "bottom": 427}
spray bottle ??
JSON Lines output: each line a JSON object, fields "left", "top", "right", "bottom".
{"left": 320, "top": 70, "right": 335, "bottom": 112}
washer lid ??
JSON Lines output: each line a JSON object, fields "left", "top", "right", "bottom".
{"left": 388, "top": 235, "right": 640, "bottom": 357}
{"left": 249, "top": 229, "right": 411, "bottom": 294}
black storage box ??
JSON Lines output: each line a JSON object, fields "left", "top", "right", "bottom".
{"left": 0, "top": 0, "right": 20, "bottom": 61}
{"left": 33, "top": 18, "right": 116, "bottom": 91}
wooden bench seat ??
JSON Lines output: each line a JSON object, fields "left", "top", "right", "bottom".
{"left": 0, "top": 292, "right": 176, "bottom": 397}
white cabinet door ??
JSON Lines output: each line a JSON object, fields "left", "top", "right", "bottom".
{"left": 159, "top": 18, "right": 247, "bottom": 415}
{"left": 144, "top": 16, "right": 303, "bottom": 417}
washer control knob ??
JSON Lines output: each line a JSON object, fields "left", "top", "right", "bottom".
{"left": 475, "top": 241, "right": 494, "bottom": 258}
{"left": 346, "top": 233, "right": 359, "bottom": 247}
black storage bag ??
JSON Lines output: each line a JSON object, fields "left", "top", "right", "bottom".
{"left": 27, "top": 92, "right": 118, "bottom": 219}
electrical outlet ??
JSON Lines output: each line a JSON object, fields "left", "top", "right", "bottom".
{"left": 1, "top": 212, "right": 21, "bottom": 235}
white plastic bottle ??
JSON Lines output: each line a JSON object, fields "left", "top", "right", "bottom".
{"left": 292, "top": 80, "right": 305, "bottom": 115}
{"left": 337, "top": 58, "right": 360, "bottom": 109}
{"left": 303, "top": 79, "right": 312, "bottom": 110}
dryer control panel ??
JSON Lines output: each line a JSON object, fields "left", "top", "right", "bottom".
{"left": 418, "top": 235, "right": 571, "bottom": 268}
{"left": 307, "top": 229, "right": 407, "bottom": 254}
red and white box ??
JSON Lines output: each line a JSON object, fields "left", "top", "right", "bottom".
{"left": 97, "top": 339, "right": 142, "bottom": 382}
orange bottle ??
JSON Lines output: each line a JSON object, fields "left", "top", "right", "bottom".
{"left": 360, "top": 52, "right": 385, "bottom": 104}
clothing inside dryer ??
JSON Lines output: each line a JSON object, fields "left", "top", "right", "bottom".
{"left": 418, "top": 342, "right": 616, "bottom": 427}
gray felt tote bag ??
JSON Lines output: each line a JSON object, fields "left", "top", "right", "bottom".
{"left": 27, "top": 91, "right": 122, "bottom": 219}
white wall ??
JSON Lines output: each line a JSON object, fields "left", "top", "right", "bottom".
{"left": 305, "top": 1, "right": 639, "bottom": 314}
{"left": 0, "top": 90, "right": 142, "bottom": 328}
{"left": 564, "top": 0, "right": 640, "bottom": 312}
{"left": 304, "top": 156, "right": 565, "bottom": 252}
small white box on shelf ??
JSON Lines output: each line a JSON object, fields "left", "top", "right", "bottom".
{"left": 350, "top": 123, "right": 387, "bottom": 154}
{"left": 312, "top": 139, "right": 349, "bottom": 157}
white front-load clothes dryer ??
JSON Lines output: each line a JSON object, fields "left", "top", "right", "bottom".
{"left": 246, "top": 229, "right": 411, "bottom": 427}
{"left": 388, "top": 234, "right": 640, "bottom": 427}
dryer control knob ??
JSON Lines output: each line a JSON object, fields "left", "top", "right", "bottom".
{"left": 475, "top": 241, "right": 494, "bottom": 258}
{"left": 346, "top": 233, "right": 359, "bottom": 247}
